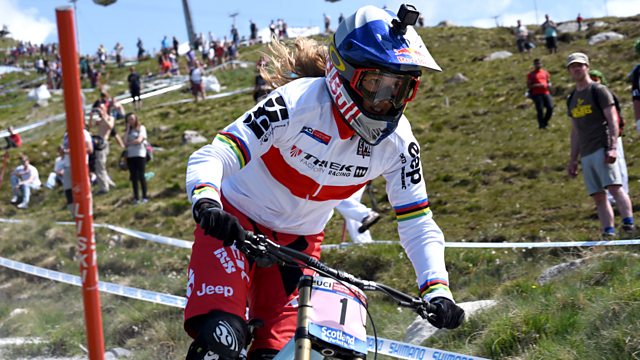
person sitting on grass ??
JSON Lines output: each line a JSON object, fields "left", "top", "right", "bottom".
{"left": 10, "top": 154, "right": 41, "bottom": 209}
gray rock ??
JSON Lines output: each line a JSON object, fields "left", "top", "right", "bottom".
{"left": 445, "top": 73, "right": 469, "bottom": 85}
{"left": 436, "top": 20, "right": 456, "bottom": 27}
{"left": 557, "top": 21, "right": 585, "bottom": 33}
{"left": 182, "top": 130, "right": 208, "bottom": 145}
{"left": 404, "top": 300, "right": 498, "bottom": 344}
{"left": 588, "top": 31, "right": 625, "bottom": 45}
{"left": 484, "top": 51, "right": 512, "bottom": 61}
{"left": 105, "top": 347, "right": 132, "bottom": 359}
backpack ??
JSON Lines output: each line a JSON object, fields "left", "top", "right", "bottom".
{"left": 566, "top": 83, "right": 624, "bottom": 136}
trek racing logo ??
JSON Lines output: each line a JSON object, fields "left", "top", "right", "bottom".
{"left": 243, "top": 95, "right": 289, "bottom": 142}
{"left": 290, "top": 145, "right": 367, "bottom": 178}
{"left": 186, "top": 268, "right": 195, "bottom": 298}
{"left": 400, "top": 142, "right": 422, "bottom": 189}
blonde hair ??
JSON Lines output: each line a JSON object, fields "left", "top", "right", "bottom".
{"left": 260, "top": 37, "right": 328, "bottom": 88}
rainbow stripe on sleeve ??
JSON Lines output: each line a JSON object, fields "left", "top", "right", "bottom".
{"left": 215, "top": 131, "right": 251, "bottom": 168}
{"left": 419, "top": 278, "right": 452, "bottom": 299}
{"left": 394, "top": 198, "right": 431, "bottom": 222}
{"left": 192, "top": 182, "right": 220, "bottom": 198}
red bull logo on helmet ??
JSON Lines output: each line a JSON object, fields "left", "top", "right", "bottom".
{"left": 394, "top": 47, "right": 431, "bottom": 66}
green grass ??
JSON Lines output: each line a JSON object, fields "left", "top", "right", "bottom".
{"left": 1, "top": 15, "right": 640, "bottom": 359}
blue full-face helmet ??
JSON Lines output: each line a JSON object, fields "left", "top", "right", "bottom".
{"left": 325, "top": 4, "right": 441, "bottom": 145}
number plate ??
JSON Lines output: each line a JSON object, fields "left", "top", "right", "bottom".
{"left": 307, "top": 276, "right": 368, "bottom": 354}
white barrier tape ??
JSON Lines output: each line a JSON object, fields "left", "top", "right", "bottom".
{"left": 0, "top": 256, "right": 186, "bottom": 308}
{"left": 0, "top": 218, "right": 193, "bottom": 249}
{"left": 3, "top": 218, "right": 640, "bottom": 250}
{"left": 367, "top": 337, "right": 488, "bottom": 360}
{"left": 160, "top": 87, "right": 253, "bottom": 107}
{"left": 0, "top": 255, "right": 482, "bottom": 360}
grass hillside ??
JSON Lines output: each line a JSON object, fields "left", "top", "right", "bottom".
{"left": 1, "top": 15, "right": 640, "bottom": 359}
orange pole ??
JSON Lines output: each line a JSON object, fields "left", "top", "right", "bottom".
{"left": 55, "top": 7, "right": 105, "bottom": 360}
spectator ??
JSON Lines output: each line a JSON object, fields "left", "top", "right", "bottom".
{"left": 269, "top": 20, "right": 276, "bottom": 39}
{"left": 324, "top": 13, "right": 331, "bottom": 33}
{"left": 541, "top": 14, "right": 558, "bottom": 54}
{"left": 190, "top": 59, "right": 206, "bottom": 102}
{"left": 89, "top": 104, "right": 117, "bottom": 194}
{"left": 4, "top": 126, "right": 22, "bottom": 149}
{"left": 173, "top": 36, "right": 179, "bottom": 55}
{"left": 253, "top": 56, "right": 270, "bottom": 103}
{"left": 61, "top": 130, "right": 93, "bottom": 210}
{"left": 335, "top": 186, "right": 380, "bottom": 243}
{"left": 45, "top": 145, "right": 65, "bottom": 189}
{"left": 97, "top": 44, "right": 107, "bottom": 65}
{"left": 418, "top": 14, "right": 425, "bottom": 27}
{"left": 124, "top": 113, "right": 149, "bottom": 204}
{"left": 527, "top": 58, "right": 553, "bottom": 129}
{"left": 114, "top": 42, "right": 124, "bottom": 67}
{"left": 136, "top": 37, "right": 145, "bottom": 60}
{"left": 128, "top": 66, "right": 142, "bottom": 111}
{"left": 514, "top": 20, "right": 531, "bottom": 58}
{"left": 183, "top": 6, "right": 464, "bottom": 358}
{"left": 566, "top": 52, "right": 634, "bottom": 236}
{"left": 338, "top": 13, "right": 345, "bottom": 24}
{"left": 631, "top": 39, "right": 640, "bottom": 133}
{"left": 589, "top": 69, "right": 629, "bottom": 204}
{"left": 10, "top": 154, "right": 41, "bottom": 209}
{"left": 577, "top": 13, "right": 583, "bottom": 31}
{"left": 161, "top": 35, "right": 170, "bottom": 54}
{"left": 250, "top": 20, "right": 258, "bottom": 44}
{"left": 92, "top": 90, "right": 125, "bottom": 121}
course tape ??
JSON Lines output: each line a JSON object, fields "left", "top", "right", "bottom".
{"left": 0, "top": 255, "right": 485, "bottom": 360}
{"left": 0, "top": 256, "right": 186, "bottom": 308}
{"left": 368, "top": 337, "right": 488, "bottom": 360}
{"left": 3, "top": 218, "right": 640, "bottom": 249}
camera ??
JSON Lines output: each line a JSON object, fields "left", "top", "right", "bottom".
{"left": 392, "top": 4, "right": 420, "bottom": 35}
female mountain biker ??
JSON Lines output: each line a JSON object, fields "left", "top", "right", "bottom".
{"left": 184, "top": 4, "right": 465, "bottom": 360}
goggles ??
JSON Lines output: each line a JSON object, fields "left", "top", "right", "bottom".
{"left": 350, "top": 68, "right": 420, "bottom": 109}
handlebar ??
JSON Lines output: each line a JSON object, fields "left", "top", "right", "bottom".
{"left": 238, "top": 232, "right": 437, "bottom": 318}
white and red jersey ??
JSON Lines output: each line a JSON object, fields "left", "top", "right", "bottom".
{"left": 186, "top": 77, "right": 453, "bottom": 301}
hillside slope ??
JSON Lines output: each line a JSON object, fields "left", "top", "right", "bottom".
{"left": 1, "top": 15, "right": 640, "bottom": 359}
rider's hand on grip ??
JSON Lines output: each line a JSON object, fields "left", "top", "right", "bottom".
{"left": 193, "top": 199, "right": 245, "bottom": 247}
{"left": 427, "top": 297, "right": 465, "bottom": 329}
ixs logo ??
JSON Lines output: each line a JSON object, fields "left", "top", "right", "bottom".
{"left": 243, "top": 95, "right": 289, "bottom": 142}
{"left": 214, "top": 247, "right": 249, "bottom": 283}
{"left": 186, "top": 268, "right": 196, "bottom": 298}
{"left": 400, "top": 142, "right": 422, "bottom": 189}
{"left": 301, "top": 126, "right": 332, "bottom": 145}
{"left": 290, "top": 145, "right": 368, "bottom": 178}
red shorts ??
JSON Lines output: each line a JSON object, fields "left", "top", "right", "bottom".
{"left": 184, "top": 198, "right": 324, "bottom": 352}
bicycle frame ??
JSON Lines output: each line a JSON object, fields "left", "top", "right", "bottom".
{"left": 239, "top": 233, "right": 436, "bottom": 360}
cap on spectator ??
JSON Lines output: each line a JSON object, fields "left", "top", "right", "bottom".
{"left": 566, "top": 52, "right": 589, "bottom": 68}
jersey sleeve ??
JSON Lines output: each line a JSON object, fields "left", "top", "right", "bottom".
{"left": 595, "top": 84, "right": 615, "bottom": 109}
{"left": 186, "top": 92, "right": 293, "bottom": 206}
{"left": 381, "top": 122, "right": 453, "bottom": 302}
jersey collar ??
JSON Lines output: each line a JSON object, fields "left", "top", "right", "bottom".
{"left": 331, "top": 105, "right": 356, "bottom": 140}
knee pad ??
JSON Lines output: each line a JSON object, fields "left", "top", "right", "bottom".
{"left": 186, "top": 310, "right": 248, "bottom": 360}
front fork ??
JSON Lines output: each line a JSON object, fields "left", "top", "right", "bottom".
{"left": 294, "top": 275, "right": 314, "bottom": 360}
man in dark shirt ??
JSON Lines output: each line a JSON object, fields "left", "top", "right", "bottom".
{"left": 566, "top": 52, "right": 634, "bottom": 236}
{"left": 127, "top": 66, "right": 142, "bottom": 111}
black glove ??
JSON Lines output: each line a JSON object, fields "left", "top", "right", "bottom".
{"left": 193, "top": 199, "right": 245, "bottom": 247}
{"left": 427, "top": 297, "right": 465, "bottom": 329}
